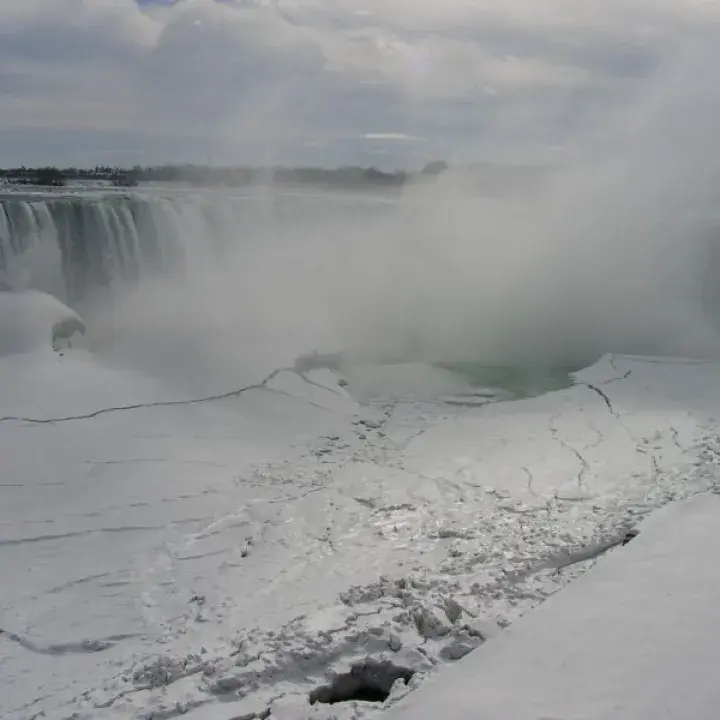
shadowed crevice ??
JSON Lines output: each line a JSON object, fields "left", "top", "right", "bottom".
{"left": 309, "top": 659, "right": 414, "bottom": 705}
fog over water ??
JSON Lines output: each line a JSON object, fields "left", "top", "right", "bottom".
{"left": 1, "top": 47, "right": 720, "bottom": 394}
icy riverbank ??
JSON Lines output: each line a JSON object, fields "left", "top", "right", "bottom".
{"left": 3, "top": 347, "right": 720, "bottom": 719}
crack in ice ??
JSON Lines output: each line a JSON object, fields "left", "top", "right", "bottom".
{"left": 0, "top": 627, "right": 137, "bottom": 656}
{"left": 669, "top": 426, "right": 684, "bottom": 454}
{"left": 603, "top": 369, "right": 632, "bottom": 385}
{"left": 548, "top": 413, "right": 590, "bottom": 491}
{"left": 521, "top": 466, "right": 540, "bottom": 499}
{"left": 0, "top": 363, "right": 342, "bottom": 426}
{"left": 579, "top": 383, "right": 617, "bottom": 417}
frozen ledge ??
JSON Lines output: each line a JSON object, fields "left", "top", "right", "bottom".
{"left": 573, "top": 351, "right": 720, "bottom": 386}
{"left": 385, "top": 494, "right": 720, "bottom": 720}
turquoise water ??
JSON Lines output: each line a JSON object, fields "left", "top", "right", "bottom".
{"left": 437, "top": 361, "right": 581, "bottom": 399}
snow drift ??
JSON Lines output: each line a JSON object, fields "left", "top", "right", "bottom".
{"left": 385, "top": 494, "right": 720, "bottom": 720}
{"left": 0, "top": 289, "right": 85, "bottom": 356}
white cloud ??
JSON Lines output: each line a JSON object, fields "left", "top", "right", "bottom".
{"left": 0, "top": 0, "right": 717, "bottom": 166}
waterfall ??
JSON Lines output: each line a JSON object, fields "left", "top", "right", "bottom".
{"left": 0, "top": 188, "right": 365, "bottom": 310}
{"left": 0, "top": 192, "right": 227, "bottom": 305}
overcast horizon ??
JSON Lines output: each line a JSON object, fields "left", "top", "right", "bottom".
{"left": 0, "top": 0, "right": 718, "bottom": 169}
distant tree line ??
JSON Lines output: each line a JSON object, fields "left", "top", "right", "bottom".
{"left": 0, "top": 161, "right": 450, "bottom": 189}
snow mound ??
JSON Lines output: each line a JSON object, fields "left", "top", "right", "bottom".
{"left": 0, "top": 289, "right": 85, "bottom": 355}
{"left": 385, "top": 494, "right": 720, "bottom": 720}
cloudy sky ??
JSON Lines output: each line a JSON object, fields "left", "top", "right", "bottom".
{"left": 0, "top": 0, "right": 717, "bottom": 168}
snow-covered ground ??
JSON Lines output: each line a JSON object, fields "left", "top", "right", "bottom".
{"left": 385, "top": 493, "right": 720, "bottom": 720}
{"left": 3, "top": 294, "right": 720, "bottom": 719}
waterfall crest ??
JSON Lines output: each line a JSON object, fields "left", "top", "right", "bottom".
{"left": 0, "top": 192, "right": 250, "bottom": 303}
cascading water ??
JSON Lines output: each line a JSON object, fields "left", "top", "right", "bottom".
{"left": 0, "top": 187, "right": 390, "bottom": 368}
{"left": 0, "top": 188, "right": 366, "bottom": 308}
{"left": 0, "top": 193, "right": 203, "bottom": 303}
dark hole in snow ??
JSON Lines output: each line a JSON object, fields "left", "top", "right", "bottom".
{"left": 309, "top": 659, "right": 415, "bottom": 705}
{"left": 622, "top": 528, "right": 639, "bottom": 546}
